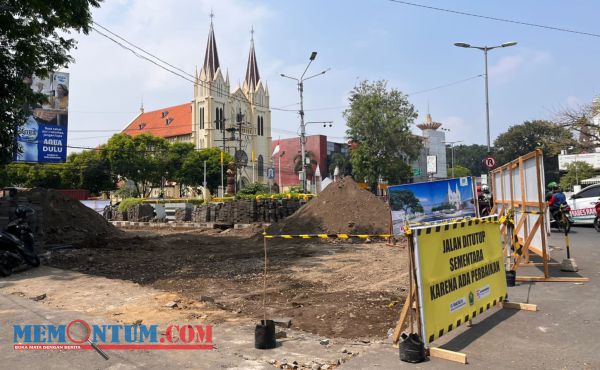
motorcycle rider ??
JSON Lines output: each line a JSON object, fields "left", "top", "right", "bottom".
{"left": 478, "top": 184, "right": 493, "bottom": 216}
{"left": 547, "top": 182, "right": 567, "bottom": 221}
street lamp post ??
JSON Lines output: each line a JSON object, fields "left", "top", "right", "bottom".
{"left": 281, "top": 52, "right": 330, "bottom": 192}
{"left": 454, "top": 41, "right": 517, "bottom": 153}
{"left": 443, "top": 140, "right": 463, "bottom": 178}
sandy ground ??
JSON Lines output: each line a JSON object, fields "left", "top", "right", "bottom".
{"left": 42, "top": 227, "right": 410, "bottom": 339}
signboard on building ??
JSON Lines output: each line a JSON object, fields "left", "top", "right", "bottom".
{"left": 13, "top": 72, "right": 69, "bottom": 163}
{"left": 267, "top": 167, "right": 275, "bottom": 179}
{"left": 388, "top": 177, "right": 477, "bottom": 234}
{"left": 558, "top": 152, "right": 600, "bottom": 170}
{"left": 412, "top": 217, "right": 507, "bottom": 344}
{"left": 426, "top": 155, "right": 437, "bottom": 174}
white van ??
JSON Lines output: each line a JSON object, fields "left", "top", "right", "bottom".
{"left": 567, "top": 184, "right": 600, "bottom": 224}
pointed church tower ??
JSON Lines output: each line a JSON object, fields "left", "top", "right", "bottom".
{"left": 203, "top": 15, "right": 220, "bottom": 81}
{"left": 193, "top": 12, "right": 228, "bottom": 153}
{"left": 244, "top": 27, "right": 260, "bottom": 92}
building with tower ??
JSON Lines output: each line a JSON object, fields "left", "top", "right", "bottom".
{"left": 412, "top": 113, "right": 448, "bottom": 182}
{"left": 122, "top": 17, "right": 272, "bottom": 186}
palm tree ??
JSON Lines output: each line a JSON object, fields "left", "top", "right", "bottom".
{"left": 329, "top": 152, "right": 351, "bottom": 177}
{"left": 293, "top": 151, "right": 318, "bottom": 177}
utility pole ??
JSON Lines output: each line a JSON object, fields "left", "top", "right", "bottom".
{"left": 279, "top": 151, "right": 285, "bottom": 194}
{"left": 281, "top": 51, "right": 329, "bottom": 192}
{"left": 299, "top": 81, "right": 307, "bottom": 191}
{"left": 203, "top": 160, "right": 207, "bottom": 199}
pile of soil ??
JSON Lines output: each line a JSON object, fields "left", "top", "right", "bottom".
{"left": 23, "top": 188, "right": 122, "bottom": 246}
{"left": 268, "top": 177, "right": 391, "bottom": 235}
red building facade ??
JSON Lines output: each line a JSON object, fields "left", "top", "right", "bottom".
{"left": 272, "top": 135, "right": 329, "bottom": 188}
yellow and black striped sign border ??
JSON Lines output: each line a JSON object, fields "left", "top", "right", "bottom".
{"left": 427, "top": 295, "right": 506, "bottom": 344}
{"left": 262, "top": 233, "right": 392, "bottom": 239}
{"left": 413, "top": 216, "right": 499, "bottom": 236}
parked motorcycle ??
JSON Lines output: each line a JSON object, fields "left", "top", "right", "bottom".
{"left": 594, "top": 201, "right": 600, "bottom": 232}
{"left": 0, "top": 207, "right": 40, "bottom": 277}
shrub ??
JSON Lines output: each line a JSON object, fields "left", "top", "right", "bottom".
{"left": 118, "top": 198, "right": 144, "bottom": 212}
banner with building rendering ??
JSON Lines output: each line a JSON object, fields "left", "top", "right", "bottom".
{"left": 388, "top": 177, "right": 477, "bottom": 234}
{"left": 13, "top": 72, "right": 69, "bottom": 163}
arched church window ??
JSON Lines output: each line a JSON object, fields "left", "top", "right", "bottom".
{"left": 257, "top": 155, "right": 264, "bottom": 177}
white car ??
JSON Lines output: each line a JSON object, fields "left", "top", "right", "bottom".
{"left": 567, "top": 184, "right": 600, "bottom": 224}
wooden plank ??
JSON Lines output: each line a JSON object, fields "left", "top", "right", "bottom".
{"left": 502, "top": 301, "right": 538, "bottom": 311}
{"left": 533, "top": 149, "right": 550, "bottom": 278}
{"left": 429, "top": 347, "right": 468, "bottom": 364}
{"left": 392, "top": 291, "right": 415, "bottom": 344}
{"left": 516, "top": 276, "right": 590, "bottom": 282}
{"left": 519, "top": 262, "right": 560, "bottom": 267}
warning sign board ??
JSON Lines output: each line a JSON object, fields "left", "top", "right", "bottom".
{"left": 412, "top": 217, "right": 507, "bottom": 344}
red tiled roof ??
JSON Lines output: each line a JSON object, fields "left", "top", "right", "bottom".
{"left": 122, "top": 102, "right": 192, "bottom": 138}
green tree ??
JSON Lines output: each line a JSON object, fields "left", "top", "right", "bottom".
{"left": 446, "top": 144, "right": 488, "bottom": 176}
{"left": 328, "top": 152, "right": 352, "bottom": 177}
{"left": 447, "top": 165, "right": 471, "bottom": 178}
{"left": 67, "top": 150, "right": 115, "bottom": 194}
{"left": 389, "top": 189, "right": 423, "bottom": 214}
{"left": 0, "top": 0, "right": 102, "bottom": 164}
{"left": 493, "top": 120, "right": 577, "bottom": 183}
{"left": 104, "top": 133, "right": 169, "bottom": 197}
{"left": 164, "top": 142, "right": 195, "bottom": 196}
{"left": 560, "top": 161, "right": 595, "bottom": 191}
{"left": 344, "top": 80, "right": 422, "bottom": 192}
{"left": 179, "top": 148, "right": 233, "bottom": 193}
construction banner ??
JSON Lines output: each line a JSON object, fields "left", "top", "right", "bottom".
{"left": 412, "top": 216, "right": 507, "bottom": 344}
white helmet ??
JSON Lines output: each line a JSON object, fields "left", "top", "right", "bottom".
{"left": 481, "top": 184, "right": 489, "bottom": 192}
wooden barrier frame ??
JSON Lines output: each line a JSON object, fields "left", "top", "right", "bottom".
{"left": 490, "top": 149, "right": 588, "bottom": 282}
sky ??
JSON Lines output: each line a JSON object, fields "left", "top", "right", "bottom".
{"left": 65, "top": 0, "right": 600, "bottom": 154}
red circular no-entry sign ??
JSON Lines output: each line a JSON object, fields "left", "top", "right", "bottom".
{"left": 484, "top": 156, "right": 496, "bottom": 169}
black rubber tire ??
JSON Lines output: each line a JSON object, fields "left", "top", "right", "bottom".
{"left": 25, "top": 254, "right": 40, "bottom": 267}
{"left": 0, "top": 263, "right": 12, "bottom": 277}
{"left": 594, "top": 217, "right": 600, "bottom": 232}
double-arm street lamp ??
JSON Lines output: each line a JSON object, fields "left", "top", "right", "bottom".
{"left": 281, "top": 52, "right": 330, "bottom": 192}
{"left": 454, "top": 41, "right": 517, "bottom": 153}
{"left": 443, "top": 140, "right": 463, "bottom": 178}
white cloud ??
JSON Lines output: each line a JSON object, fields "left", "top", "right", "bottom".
{"left": 488, "top": 48, "right": 551, "bottom": 85}
{"left": 489, "top": 55, "right": 524, "bottom": 83}
{"left": 566, "top": 95, "right": 582, "bottom": 109}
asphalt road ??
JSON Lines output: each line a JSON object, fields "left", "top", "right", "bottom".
{"left": 343, "top": 225, "right": 600, "bottom": 369}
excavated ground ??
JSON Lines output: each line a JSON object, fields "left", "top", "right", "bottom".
{"left": 47, "top": 227, "right": 409, "bottom": 339}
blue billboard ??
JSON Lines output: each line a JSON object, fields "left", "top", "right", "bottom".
{"left": 388, "top": 177, "right": 477, "bottom": 234}
{"left": 13, "top": 72, "right": 69, "bottom": 163}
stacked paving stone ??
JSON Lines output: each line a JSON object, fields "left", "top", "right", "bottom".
{"left": 174, "top": 207, "right": 192, "bottom": 222}
{"left": 215, "top": 202, "right": 234, "bottom": 225}
{"left": 105, "top": 198, "right": 306, "bottom": 225}
{"left": 127, "top": 204, "right": 155, "bottom": 222}
{"left": 233, "top": 200, "right": 257, "bottom": 224}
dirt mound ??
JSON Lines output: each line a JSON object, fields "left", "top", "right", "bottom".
{"left": 23, "top": 188, "right": 122, "bottom": 246}
{"left": 268, "top": 177, "right": 391, "bottom": 235}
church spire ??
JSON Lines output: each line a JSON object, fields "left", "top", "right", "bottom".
{"left": 203, "top": 11, "right": 220, "bottom": 81}
{"left": 244, "top": 26, "right": 260, "bottom": 91}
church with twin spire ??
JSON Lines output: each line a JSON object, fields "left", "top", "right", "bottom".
{"left": 123, "top": 17, "right": 272, "bottom": 183}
